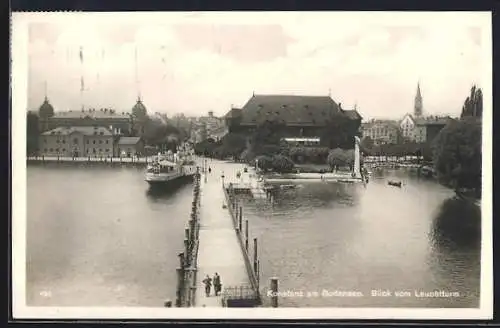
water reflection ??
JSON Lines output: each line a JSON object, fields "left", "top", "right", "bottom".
{"left": 146, "top": 183, "right": 188, "bottom": 200}
{"left": 430, "top": 196, "right": 481, "bottom": 250}
{"left": 424, "top": 197, "right": 481, "bottom": 307}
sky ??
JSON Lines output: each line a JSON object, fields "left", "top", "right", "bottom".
{"left": 25, "top": 12, "right": 489, "bottom": 119}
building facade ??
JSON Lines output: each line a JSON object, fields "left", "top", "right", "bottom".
{"left": 414, "top": 116, "right": 452, "bottom": 143}
{"left": 36, "top": 96, "right": 133, "bottom": 135}
{"left": 361, "top": 120, "right": 401, "bottom": 145}
{"left": 115, "top": 137, "right": 145, "bottom": 157}
{"left": 39, "top": 126, "right": 114, "bottom": 157}
{"left": 400, "top": 113, "right": 416, "bottom": 140}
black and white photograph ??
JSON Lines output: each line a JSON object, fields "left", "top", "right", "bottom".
{"left": 11, "top": 11, "right": 492, "bottom": 320}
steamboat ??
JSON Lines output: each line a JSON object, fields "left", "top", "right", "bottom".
{"left": 145, "top": 144, "right": 197, "bottom": 188}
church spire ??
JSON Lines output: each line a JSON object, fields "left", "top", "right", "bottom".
{"left": 414, "top": 81, "right": 423, "bottom": 117}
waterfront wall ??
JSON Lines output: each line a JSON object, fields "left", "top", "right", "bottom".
{"left": 27, "top": 155, "right": 149, "bottom": 168}
{"left": 174, "top": 171, "right": 201, "bottom": 307}
{"left": 223, "top": 184, "right": 261, "bottom": 304}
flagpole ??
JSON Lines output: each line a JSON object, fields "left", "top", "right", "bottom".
{"left": 80, "top": 46, "right": 84, "bottom": 111}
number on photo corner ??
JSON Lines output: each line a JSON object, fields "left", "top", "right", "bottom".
{"left": 40, "top": 290, "right": 52, "bottom": 297}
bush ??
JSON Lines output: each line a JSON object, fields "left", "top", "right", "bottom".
{"left": 271, "top": 154, "right": 295, "bottom": 173}
{"left": 255, "top": 155, "right": 274, "bottom": 171}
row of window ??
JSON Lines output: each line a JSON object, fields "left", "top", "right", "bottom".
{"left": 43, "top": 148, "right": 112, "bottom": 152}
{"left": 45, "top": 138, "right": 110, "bottom": 145}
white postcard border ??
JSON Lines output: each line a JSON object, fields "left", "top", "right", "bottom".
{"left": 11, "top": 11, "right": 493, "bottom": 320}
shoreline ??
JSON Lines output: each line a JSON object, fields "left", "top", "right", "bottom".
{"left": 27, "top": 156, "right": 150, "bottom": 167}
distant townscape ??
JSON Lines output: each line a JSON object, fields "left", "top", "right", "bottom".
{"left": 27, "top": 82, "right": 483, "bottom": 197}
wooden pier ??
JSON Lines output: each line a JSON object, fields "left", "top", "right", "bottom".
{"left": 194, "top": 163, "right": 261, "bottom": 307}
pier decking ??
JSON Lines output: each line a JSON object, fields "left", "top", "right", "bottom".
{"left": 195, "top": 163, "right": 252, "bottom": 307}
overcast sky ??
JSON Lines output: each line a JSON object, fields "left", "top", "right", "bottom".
{"left": 25, "top": 12, "right": 488, "bottom": 119}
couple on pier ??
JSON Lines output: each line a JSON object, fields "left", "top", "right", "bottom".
{"left": 203, "top": 273, "right": 222, "bottom": 297}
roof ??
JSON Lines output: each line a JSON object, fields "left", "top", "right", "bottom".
{"left": 342, "top": 109, "right": 362, "bottom": 120}
{"left": 41, "top": 126, "right": 113, "bottom": 136}
{"left": 118, "top": 137, "right": 142, "bottom": 145}
{"left": 52, "top": 108, "right": 131, "bottom": 119}
{"left": 415, "top": 116, "right": 452, "bottom": 126}
{"left": 362, "top": 120, "right": 399, "bottom": 129}
{"left": 132, "top": 98, "right": 148, "bottom": 118}
{"left": 39, "top": 98, "right": 54, "bottom": 117}
{"left": 236, "top": 94, "right": 347, "bottom": 126}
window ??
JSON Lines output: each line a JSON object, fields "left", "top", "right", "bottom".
{"left": 93, "top": 140, "right": 96, "bottom": 144}
{"left": 62, "top": 139, "right": 66, "bottom": 144}
{"left": 56, "top": 148, "right": 59, "bottom": 152}
{"left": 100, "top": 132, "right": 104, "bottom": 136}
{"left": 49, "top": 148, "right": 53, "bottom": 152}
{"left": 44, "top": 138, "right": 47, "bottom": 143}
{"left": 56, "top": 140, "right": 60, "bottom": 143}
{"left": 44, "top": 148, "right": 47, "bottom": 152}
{"left": 99, "top": 148, "right": 102, "bottom": 152}
{"left": 62, "top": 148, "right": 66, "bottom": 152}
{"left": 106, "top": 140, "right": 109, "bottom": 144}
{"left": 105, "top": 149, "right": 109, "bottom": 152}
{"left": 93, "top": 148, "right": 96, "bottom": 153}
{"left": 99, "top": 140, "right": 102, "bottom": 144}
{"left": 74, "top": 138, "right": 78, "bottom": 145}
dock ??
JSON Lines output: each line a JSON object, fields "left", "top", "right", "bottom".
{"left": 195, "top": 163, "right": 258, "bottom": 307}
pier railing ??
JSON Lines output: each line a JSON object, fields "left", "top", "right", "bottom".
{"left": 173, "top": 169, "right": 201, "bottom": 307}
{"left": 222, "top": 184, "right": 261, "bottom": 306}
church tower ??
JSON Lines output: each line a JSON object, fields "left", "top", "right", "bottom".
{"left": 414, "top": 82, "right": 423, "bottom": 117}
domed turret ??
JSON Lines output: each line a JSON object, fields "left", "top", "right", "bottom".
{"left": 132, "top": 96, "right": 147, "bottom": 121}
{"left": 38, "top": 96, "right": 54, "bottom": 119}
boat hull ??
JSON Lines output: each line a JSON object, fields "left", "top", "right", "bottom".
{"left": 146, "top": 173, "right": 195, "bottom": 189}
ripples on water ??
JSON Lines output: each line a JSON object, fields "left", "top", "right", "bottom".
{"left": 237, "top": 169, "right": 481, "bottom": 308}
{"left": 27, "top": 164, "right": 193, "bottom": 307}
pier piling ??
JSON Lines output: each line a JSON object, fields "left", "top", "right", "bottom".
{"left": 270, "top": 277, "right": 278, "bottom": 308}
{"left": 245, "top": 220, "right": 249, "bottom": 252}
{"left": 253, "top": 238, "right": 258, "bottom": 276}
{"left": 239, "top": 207, "right": 243, "bottom": 232}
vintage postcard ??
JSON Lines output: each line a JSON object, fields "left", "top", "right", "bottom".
{"left": 11, "top": 11, "right": 492, "bottom": 320}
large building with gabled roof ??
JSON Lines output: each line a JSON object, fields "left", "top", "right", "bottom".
{"left": 224, "top": 94, "right": 362, "bottom": 145}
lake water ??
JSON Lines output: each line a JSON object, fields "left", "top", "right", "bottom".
{"left": 26, "top": 164, "right": 193, "bottom": 307}
{"left": 25, "top": 162, "right": 481, "bottom": 308}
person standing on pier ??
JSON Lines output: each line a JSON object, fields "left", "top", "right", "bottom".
{"left": 213, "top": 273, "right": 222, "bottom": 296}
{"left": 202, "top": 275, "right": 212, "bottom": 297}
{"left": 208, "top": 166, "right": 212, "bottom": 174}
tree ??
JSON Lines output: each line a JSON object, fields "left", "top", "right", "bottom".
{"left": 320, "top": 114, "right": 360, "bottom": 149}
{"left": 255, "top": 155, "right": 274, "bottom": 171}
{"left": 27, "top": 111, "right": 39, "bottom": 155}
{"left": 461, "top": 85, "right": 483, "bottom": 119}
{"left": 271, "top": 154, "right": 295, "bottom": 173}
{"left": 432, "top": 117, "right": 482, "bottom": 195}
{"left": 250, "top": 120, "right": 287, "bottom": 155}
{"left": 327, "top": 148, "right": 347, "bottom": 169}
{"left": 360, "top": 136, "right": 374, "bottom": 150}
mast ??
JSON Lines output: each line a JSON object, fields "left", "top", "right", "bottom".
{"left": 79, "top": 46, "right": 85, "bottom": 111}
{"left": 135, "top": 46, "right": 141, "bottom": 101}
